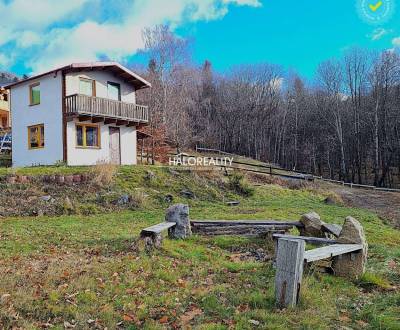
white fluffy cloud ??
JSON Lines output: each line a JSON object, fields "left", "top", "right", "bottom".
{"left": 0, "top": 0, "right": 261, "bottom": 73}
{"left": 368, "top": 28, "right": 391, "bottom": 41}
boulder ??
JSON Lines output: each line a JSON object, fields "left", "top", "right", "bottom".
{"left": 165, "top": 204, "right": 191, "bottom": 239}
{"left": 180, "top": 189, "right": 196, "bottom": 199}
{"left": 299, "top": 212, "right": 325, "bottom": 237}
{"left": 332, "top": 216, "right": 368, "bottom": 279}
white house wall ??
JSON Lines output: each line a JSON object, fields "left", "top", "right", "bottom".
{"left": 65, "top": 71, "right": 136, "bottom": 103}
{"left": 66, "top": 119, "right": 137, "bottom": 166}
{"left": 11, "top": 72, "right": 63, "bottom": 167}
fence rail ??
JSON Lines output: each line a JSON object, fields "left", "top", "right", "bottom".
{"left": 171, "top": 151, "right": 400, "bottom": 193}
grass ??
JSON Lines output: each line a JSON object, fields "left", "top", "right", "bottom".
{"left": 0, "top": 166, "right": 399, "bottom": 329}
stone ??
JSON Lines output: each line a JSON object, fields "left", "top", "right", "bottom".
{"left": 332, "top": 216, "right": 368, "bottom": 279}
{"left": 64, "top": 175, "right": 74, "bottom": 184}
{"left": 324, "top": 196, "right": 336, "bottom": 205}
{"left": 17, "top": 176, "right": 29, "bottom": 184}
{"left": 145, "top": 170, "right": 156, "bottom": 181}
{"left": 40, "top": 195, "right": 52, "bottom": 202}
{"left": 57, "top": 176, "right": 65, "bottom": 184}
{"left": 73, "top": 175, "right": 82, "bottom": 183}
{"left": 248, "top": 320, "right": 260, "bottom": 326}
{"left": 164, "top": 194, "right": 174, "bottom": 203}
{"left": 165, "top": 204, "right": 191, "bottom": 239}
{"left": 6, "top": 176, "right": 16, "bottom": 184}
{"left": 180, "top": 189, "right": 195, "bottom": 199}
{"left": 299, "top": 212, "right": 325, "bottom": 237}
{"left": 116, "top": 194, "right": 131, "bottom": 206}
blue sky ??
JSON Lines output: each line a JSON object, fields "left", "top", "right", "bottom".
{"left": 0, "top": 0, "right": 399, "bottom": 78}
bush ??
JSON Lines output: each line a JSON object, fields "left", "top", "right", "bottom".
{"left": 227, "top": 172, "right": 254, "bottom": 196}
{"left": 90, "top": 162, "right": 118, "bottom": 186}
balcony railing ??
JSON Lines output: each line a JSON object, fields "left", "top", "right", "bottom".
{"left": 65, "top": 94, "right": 149, "bottom": 123}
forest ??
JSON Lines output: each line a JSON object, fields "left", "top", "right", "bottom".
{"left": 136, "top": 25, "right": 400, "bottom": 188}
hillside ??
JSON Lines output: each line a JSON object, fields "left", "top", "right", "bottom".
{"left": 0, "top": 165, "right": 399, "bottom": 329}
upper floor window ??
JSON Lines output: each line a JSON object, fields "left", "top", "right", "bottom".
{"left": 29, "top": 83, "right": 40, "bottom": 105}
{"left": 107, "top": 82, "right": 121, "bottom": 101}
{"left": 28, "top": 124, "right": 44, "bottom": 149}
{"left": 79, "top": 78, "right": 96, "bottom": 97}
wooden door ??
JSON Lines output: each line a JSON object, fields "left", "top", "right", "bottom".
{"left": 109, "top": 127, "right": 121, "bottom": 164}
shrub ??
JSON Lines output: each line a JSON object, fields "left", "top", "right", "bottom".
{"left": 90, "top": 162, "right": 118, "bottom": 186}
{"left": 227, "top": 172, "right": 254, "bottom": 196}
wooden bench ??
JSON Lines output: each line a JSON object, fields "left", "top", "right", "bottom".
{"left": 304, "top": 244, "right": 363, "bottom": 263}
{"left": 140, "top": 222, "right": 176, "bottom": 248}
{"left": 275, "top": 237, "right": 363, "bottom": 308}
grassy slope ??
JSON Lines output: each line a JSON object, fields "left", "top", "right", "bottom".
{"left": 0, "top": 166, "right": 399, "bottom": 329}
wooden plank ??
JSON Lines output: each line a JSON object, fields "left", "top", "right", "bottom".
{"left": 190, "top": 220, "right": 302, "bottom": 227}
{"left": 275, "top": 238, "right": 305, "bottom": 308}
{"left": 273, "top": 234, "right": 337, "bottom": 245}
{"left": 304, "top": 244, "right": 363, "bottom": 263}
{"left": 322, "top": 223, "right": 342, "bottom": 237}
{"left": 141, "top": 222, "right": 176, "bottom": 235}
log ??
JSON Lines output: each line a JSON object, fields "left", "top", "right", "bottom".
{"left": 275, "top": 238, "right": 305, "bottom": 308}
{"left": 190, "top": 220, "right": 302, "bottom": 227}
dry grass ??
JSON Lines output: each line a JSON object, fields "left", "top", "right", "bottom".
{"left": 89, "top": 162, "right": 118, "bottom": 186}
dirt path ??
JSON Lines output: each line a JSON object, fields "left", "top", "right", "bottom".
{"left": 333, "top": 185, "right": 400, "bottom": 228}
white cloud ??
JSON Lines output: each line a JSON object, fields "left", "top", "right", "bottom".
{"left": 393, "top": 37, "right": 400, "bottom": 47}
{"left": 0, "top": 0, "right": 261, "bottom": 73}
{"left": 0, "top": 53, "right": 10, "bottom": 66}
{"left": 368, "top": 28, "right": 391, "bottom": 41}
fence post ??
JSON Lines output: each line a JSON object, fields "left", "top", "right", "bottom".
{"left": 275, "top": 238, "right": 305, "bottom": 308}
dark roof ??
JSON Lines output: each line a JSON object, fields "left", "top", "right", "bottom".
{"left": 5, "top": 62, "right": 151, "bottom": 90}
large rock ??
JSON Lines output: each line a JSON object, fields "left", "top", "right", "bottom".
{"left": 332, "top": 216, "right": 368, "bottom": 279}
{"left": 299, "top": 212, "right": 325, "bottom": 237}
{"left": 165, "top": 204, "right": 191, "bottom": 239}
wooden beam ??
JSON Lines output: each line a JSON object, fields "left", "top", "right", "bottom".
{"left": 273, "top": 234, "right": 338, "bottom": 246}
{"left": 78, "top": 115, "right": 92, "bottom": 122}
{"left": 104, "top": 118, "right": 117, "bottom": 125}
{"left": 275, "top": 238, "right": 305, "bottom": 308}
{"left": 116, "top": 120, "right": 128, "bottom": 126}
{"left": 91, "top": 117, "right": 104, "bottom": 123}
{"left": 127, "top": 122, "right": 139, "bottom": 127}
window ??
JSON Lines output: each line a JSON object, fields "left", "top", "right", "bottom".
{"left": 76, "top": 123, "right": 100, "bottom": 148}
{"left": 28, "top": 124, "right": 44, "bottom": 149}
{"left": 107, "top": 82, "right": 121, "bottom": 101}
{"left": 29, "top": 83, "right": 40, "bottom": 105}
{"left": 79, "top": 78, "right": 95, "bottom": 96}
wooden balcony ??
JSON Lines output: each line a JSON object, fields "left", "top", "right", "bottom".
{"left": 65, "top": 94, "right": 149, "bottom": 125}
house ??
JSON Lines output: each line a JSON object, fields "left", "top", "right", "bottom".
{"left": 6, "top": 62, "right": 151, "bottom": 167}
{"left": 0, "top": 87, "right": 10, "bottom": 129}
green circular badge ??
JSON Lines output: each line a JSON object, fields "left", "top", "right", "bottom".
{"left": 356, "top": 0, "right": 395, "bottom": 24}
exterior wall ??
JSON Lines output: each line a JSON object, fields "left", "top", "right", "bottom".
{"left": 66, "top": 119, "right": 137, "bottom": 166}
{"left": 65, "top": 71, "right": 136, "bottom": 103}
{"left": 11, "top": 73, "right": 63, "bottom": 167}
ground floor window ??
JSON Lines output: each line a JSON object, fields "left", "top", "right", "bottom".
{"left": 28, "top": 124, "right": 44, "bottom": 149}
{"left": 76, "top": 123, "right": 100, "bottom": 148}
